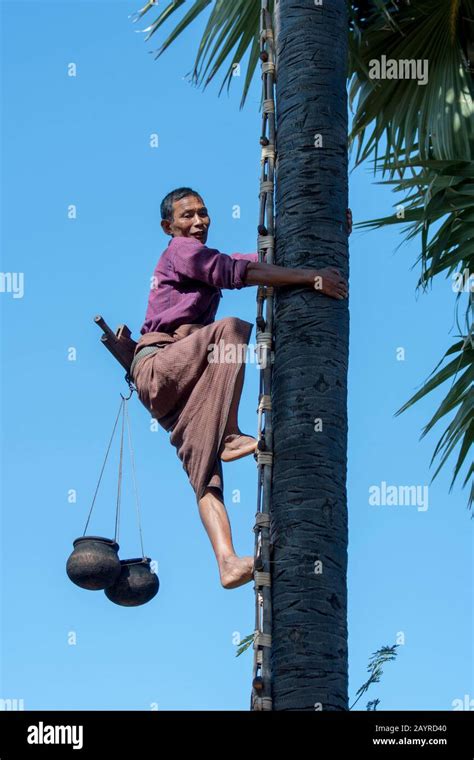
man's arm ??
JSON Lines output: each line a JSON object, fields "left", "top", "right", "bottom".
{"left": 242, "top": 209, "right": 352, "bottom": 297}
{"left": 229, "top": 252, "right": 259, "bottom": 262}
{"left": 244, "top": 262, "right": 348, "bottom": 300}
{"left": 171, "top": 238, "right": 348, "bottom": 299}
{"left": 229, "top": 251, "right": 349, "bottom": 299}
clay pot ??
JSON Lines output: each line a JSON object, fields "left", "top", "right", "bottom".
{"left": 66, "top": 536, "right": 121, "bottom": 590}
{"left": 104, "top": 557, "right": 159, "bottom": 607}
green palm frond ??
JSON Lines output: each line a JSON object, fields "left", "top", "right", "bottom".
{"left": 355, "top": 155, "right": 473, "bottom": 508}
{"left": 349, "top": 644, "right": 399, "bottom": 711}
{"left": 132, "top": 0, "right": 267, "bottom": 109}
{"left": 235, "top": 632, "right": 254, "bottom": 657}
{"left": 395, "top": 338, "right": 473, "bottom": 508}
{"left": 355, "top": 158, "right": 474, "bottom": 291}
{"left": 349, "top": 0, "right": 474, "bottom": 166}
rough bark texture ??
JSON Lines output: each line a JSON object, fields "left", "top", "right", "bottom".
{"left": 271, "top": 0, "right": 349, "bottom": 710}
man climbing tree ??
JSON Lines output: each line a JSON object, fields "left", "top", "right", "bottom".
{"left": 131, "top": 187, "right": 350, "bottom": 589}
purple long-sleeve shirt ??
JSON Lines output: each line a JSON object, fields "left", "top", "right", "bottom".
{"left": 140, "top": 236, "right": 259, "bottom": 335}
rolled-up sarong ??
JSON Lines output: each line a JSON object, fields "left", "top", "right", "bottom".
{"left": 132, "top": 316, "right": 253, "bottom": 503}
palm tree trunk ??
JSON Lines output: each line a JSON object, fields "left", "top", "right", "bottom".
{"left": 271, "top": 0, "right": 349, "bottom": 710}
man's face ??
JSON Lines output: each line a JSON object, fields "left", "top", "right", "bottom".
{"left": 161, "top": 195, "right": 211, "bottom": 245}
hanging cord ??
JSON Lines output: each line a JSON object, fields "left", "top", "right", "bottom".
{"left": 114, "top": 397, "right": 126, "bottom": 544}
{"left": 83, "top": 396, "right": 125, "bottom": 537}
{"left": 82, "top": 389, "right": 146, "bottom": 556}
{"left": 124, "top": 398, "right": 146, "bottom": 559}
{"left": 250, "top": 0, "right": 276, "bottom": 713}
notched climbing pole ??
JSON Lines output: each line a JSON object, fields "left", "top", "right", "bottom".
{"left": 250, "top": 0, "right": 277, "bottom": 713}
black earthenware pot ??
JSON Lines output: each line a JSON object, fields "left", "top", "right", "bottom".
{"left": 104, "top": 557, "right": 159, "bottom": 607}
{"left": 66, "top": 536, "right": 121, "bottom": 590}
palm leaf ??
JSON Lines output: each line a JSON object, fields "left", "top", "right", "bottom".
{"left": 132, "top": 0, "right": 267, "bottom": 109}
{"left": 394, "top": 339, "right": 473, "bottom": 507}
{"left": 349, "top": 0, "right": 474, "bottom": 165}
{"left": 355, "top": 158, "right": 474, "bottom": 296}
{"left": 349, "top": 644, "right": 399, "bottom": 710}
{"left": 355, "top": 152, "right": 473, "bottom": 507}
{"left": 235, "top": 632, "right": 254, "bottom": 657}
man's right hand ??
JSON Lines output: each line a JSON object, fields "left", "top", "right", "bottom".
{"left": 313, "top": 267, "right": 348, "bottom": 300}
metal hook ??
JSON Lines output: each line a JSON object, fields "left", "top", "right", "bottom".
{"left": 121, "top": 384, "right": 135, "bottom": 400}
{"left": 121, "top": 372, "right": 137, "bottom": 400}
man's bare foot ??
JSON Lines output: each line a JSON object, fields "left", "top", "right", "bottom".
{"left": 220, "top": 433, "right": 258, "bottom": 462}
{"left": 219, "top": 554, "right": 254, "bottom": 589}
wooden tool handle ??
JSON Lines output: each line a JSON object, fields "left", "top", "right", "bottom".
{"left": 94, "top": 314, "right": 137, "bottom": 373}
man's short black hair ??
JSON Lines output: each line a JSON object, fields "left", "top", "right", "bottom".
{"left": 160, "top": 187, "right": 203, "bottom": 222}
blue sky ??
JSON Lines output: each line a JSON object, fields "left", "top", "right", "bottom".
{"left": 1, "top": 1, "right": 472, "bottom": 711}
